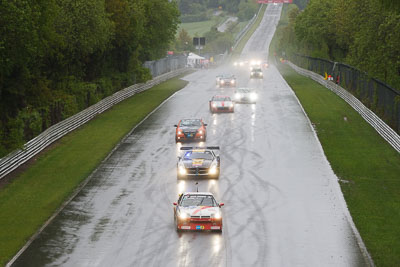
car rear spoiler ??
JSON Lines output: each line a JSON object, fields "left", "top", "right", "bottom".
{"left": 180, "top": 146, "right": 220, "bottom": 150}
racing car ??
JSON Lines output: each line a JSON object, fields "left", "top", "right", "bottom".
{"left": 217, "top": 74, "right": 236, "bottom": 87}
{"left": 174, "top": 119, "right": 207, "bottom": 143}
{"left": 173, "top": 192, "right": 224, "bottom": 232}
{"left": 209, "top": 95, "right": 234, "bottom": 113}
{"left": 234, "top": 87, "right": 258, "bottom": 103}
{"left": 177, "top": 146, "right": 220, "bottom": 179}
{"left": 250, "top": 67, "right": 263, "bottom": 79}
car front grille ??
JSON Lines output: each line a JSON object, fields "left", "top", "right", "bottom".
{"left": 183, "top": 131, "right": 197, "bottom": 138}
{"left": 186, "top": 167, "right": 208, "bottom": 175}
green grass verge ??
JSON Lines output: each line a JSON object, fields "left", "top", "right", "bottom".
{"left": 179, "top": 20, "right": 216, "bottom": 37}
{"left": 277, "top": 63, "right": 400, "bottom": 266}
{"left": 272, "top": 4, "right": 400, "bottom": 266}
{"left": 232, "top": 4, "right": 267, "bottom": 57}
{"left": 0, "top": 76, "right": 189, "bottom": 266}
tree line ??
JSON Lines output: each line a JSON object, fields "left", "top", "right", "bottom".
{"left": 275, "top": 0, "right": 400, "bottom": 90}
{"left": 0, "top": 0, "right": 180, "bottom": 157}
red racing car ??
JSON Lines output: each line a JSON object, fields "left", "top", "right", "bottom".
{"left": 174, "top": 192, "right": 224, "bottom": 232}
{"left": 174, "top": 119, "right": 207, "bottom": 143}
{"left": 209, "top": 95, "right": 234, "bottom": 113}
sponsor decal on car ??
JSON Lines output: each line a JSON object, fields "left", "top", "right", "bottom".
{"left": 192, "top": 159, "right": 204, "bottom": 166}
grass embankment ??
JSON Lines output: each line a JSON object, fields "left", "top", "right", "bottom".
{"left": 179, "top": 20, "right": 216, "bottom": 37}
{"left": 232, "top": 4, "right": 267, "bottom": 56}
{"left": 0, "top": 76, "right": 189, "bottom": 266}
{"left": 271, "top": 5, "right": 400, "bottom": 266}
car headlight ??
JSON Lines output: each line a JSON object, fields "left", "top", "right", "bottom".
{"left": 234, "top": 62, "right": 237, "bottom": 66}
{"left": 213, "top": 212, "right": 221, "bottom": 219}
{"left": 235, "top": 93, "right": 241, "bottom": 99}
{"left": 221, "top": 80, "right": 225, "bottom": 84}
{"left": 250, "top": 93, "right": 257, "bottom": 100}
{"left": 178, "top": 165, "right": 187, "bottom": 175}
{"left": 178, "top": 130, "right": 182, "bottom": 134}
{"left": 251, "top": 72, "right": 254, "bottom": 75}
{"left": 209, "top": 162, "right": 218, "bottom": 175}
{"left": 212, "top": 103, "right": 217, "bottom": 107}
{"left": 179, "top": 212, "right": 188, "bottom": 219}
{"left": 231, "top": 79, "right": 235, "bottom": 83}
{"left": 199, "top": 130, "right": 203, "bottom": 134}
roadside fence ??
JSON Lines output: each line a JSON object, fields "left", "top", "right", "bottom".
{"left": 143, "top": 55, "right": 187, "bottom": 77}
{"left": 0, "top": 68, "right": 190, "bottom": 180}
{"left": 290, "top": 54, "right": 400, "bottom": 134}
{"left": 287, "top": 60, "right": 400, "bottom": 153}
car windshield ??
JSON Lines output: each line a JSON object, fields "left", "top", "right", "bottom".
{"left": 180, "top": 119, "right": 201, "bottom": 127}
{"left": 213, "top": 96, "right": 231, "bottom": 101}
{"left": 253, "top": 68, "right": 262, "bottom": 72}
{"left": 181, "top": 195, "right": 217, "bottom": 207}
{"left": 183, "top": 151, "right": 213, "bottom": 160}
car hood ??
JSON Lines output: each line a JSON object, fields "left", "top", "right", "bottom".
{"left": 183, "top": 159, "right": 213, "bottom": 168}
{"left": 211, "top": 100, "right": 233, "bottom": 107}
{"left": 178, "top": 206, "right": 220, "bottom": 217}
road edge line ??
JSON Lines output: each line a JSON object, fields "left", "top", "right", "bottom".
{"left": 274, "top": 65, "right": 375, "bottom": 267}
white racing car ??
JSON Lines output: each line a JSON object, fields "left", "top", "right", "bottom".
{"left": 173, "top": 192, "right": 224, "bottom": 232}
{"left": 234, "top": 87, "right": 258, "bottom": 103}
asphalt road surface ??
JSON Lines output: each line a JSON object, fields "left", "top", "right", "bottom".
{"left": 13, "top": 4, "right": 368, "bottom": 267}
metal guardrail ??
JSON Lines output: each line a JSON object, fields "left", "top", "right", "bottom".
{"left": 0, "top": 68, "right": 190, "bottom": 180}
{"left": 287, "top": 61, "right": 400, "bottom": 153}
{"left": 232, "top": 4, "right": 264, "bottom": 50}
{"left": 143, "top": 55, "right": 187, "bottom": 77}
{"left": 290, "top": 54, "right": 400, "bottom": 134}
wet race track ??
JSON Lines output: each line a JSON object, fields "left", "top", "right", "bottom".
{"left": 14, "top": 4, "right": 368, "bottom": 267}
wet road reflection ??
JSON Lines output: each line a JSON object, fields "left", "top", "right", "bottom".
{"left": 13, "top": 3, "right": 367, "bottom": 267}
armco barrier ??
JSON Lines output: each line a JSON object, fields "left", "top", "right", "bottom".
{"left": 0, "top": 68, "right": 190, "bottom": 180}
{"left": 232, "top": 4, "right": 263, "bottom": 51}
{"left": 287, "top": 61, "right": 400, "bottom": 153}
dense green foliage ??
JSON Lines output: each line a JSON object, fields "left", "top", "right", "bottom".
{"left": 0, "top": 75, "right": 189, "bottom": 266}
{"left": 177, "top": 0, "right": 255, "bottom": 22}
{"left": 274, "top": 0, "right": 400, "bottom": 90}
{"left": 0, "top": 0, "right": 180, "bottom": 157}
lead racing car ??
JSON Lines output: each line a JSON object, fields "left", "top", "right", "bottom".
{"left": 174, "top": 192, "right": 224, "bottom": 232}
{"left": 177, "top": 146, "right": 220, "bottom": 179}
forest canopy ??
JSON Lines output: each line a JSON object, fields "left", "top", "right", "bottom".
{"left": 275, "top": 0, "right": 400, "bottom": 90}
{"left": 0, "top": 0, "right": 180, "bottom": 157}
